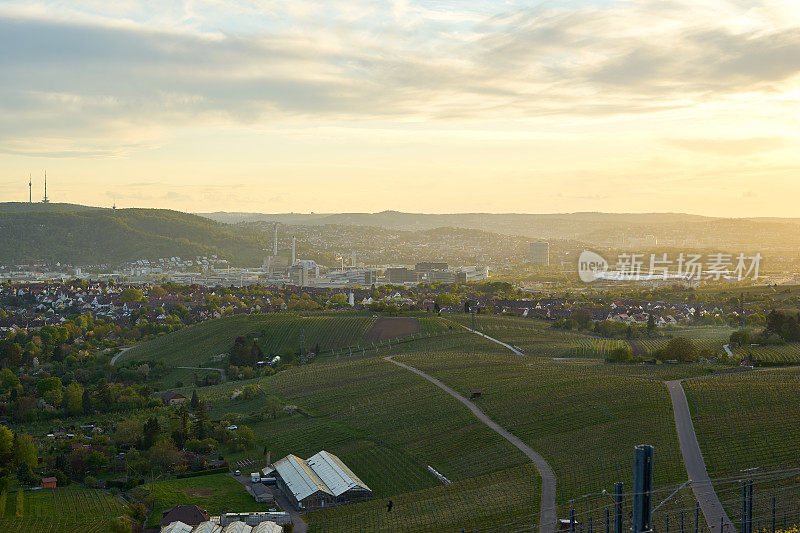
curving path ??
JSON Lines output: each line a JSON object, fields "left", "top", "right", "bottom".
{"left": 665, "top": 379, "right": 734, "bottom": 533}
{"left": 384, "top": 355, "right": 557, "bottom": 533}
{"left": 110, "top": 346, "right": 134, "bottom": 366}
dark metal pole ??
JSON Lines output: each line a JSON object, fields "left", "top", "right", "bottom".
{"left": 681, "top": 510, "right": 685, "bottom": 533}
{"left": 606, "top": 508, "right": 610, "bottom": 533}
{"left": 742, "top": 481, "right": 747, "bottom": 533}
{"left": 695, "top": 502, "right": 699, "bottom": 533}
{"left": 571, "top": 509, "right": 576, "bottom": 533}
{"left": 614, "top": 482, "right": 624, "bottom": 533}
{"left": 633, "top": 445, "right": 653, "bottom": 533}
{"left": 772, "top": 496, "right": 776, "bottom": 533}
{"left": 747, "top": 480, "right": 753, "bottom": 533}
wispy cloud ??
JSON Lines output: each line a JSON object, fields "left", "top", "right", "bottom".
{"left": 0, "top": 0, "right": 799, "bottom": 160}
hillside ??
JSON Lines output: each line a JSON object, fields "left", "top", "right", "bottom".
{"left": 0, "top": 203, "right": 268, "bottom": 266}
{"left": 201, "top": 210, "right": 800, "bottom": 250}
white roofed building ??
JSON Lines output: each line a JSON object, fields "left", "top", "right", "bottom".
{"left": 272, "top": 450, "right": 372, "bottom": 510}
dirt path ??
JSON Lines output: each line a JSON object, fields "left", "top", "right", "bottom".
{"left": 384, "top": 355, "right": 557, "bottom": 533}
{"left": 665, "top": 379, "right": 734, "bottom": 533}
{"left": 365, "top": 317, "right": 419, "bottom": 343}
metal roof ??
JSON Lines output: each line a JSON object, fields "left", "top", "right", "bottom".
{"left": 251, "top": 523, "right": 283, "bottom": 533}
{"left": 273, "top": 454, "right": 333, "bottom": 501}
{"left": 306, "top": 451, "right": 371, "bottom": 497}
{"left": 221, "top": 522, "right": 252, "bottom": 533}
{"left": 161, "top": 522, "right": 194, "bottom": 533}
{"left": 192, "top": 522, "right": 223, "bottom": 533}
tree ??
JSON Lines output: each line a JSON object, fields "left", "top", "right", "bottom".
{"left": 0, "top": 425, "right": 13, "bottom": 458}
{"left": 661, "top": 337, "right": 698, "bottom": 362}
{"left": 729, "top": 330, "right": 751, "bottom": 347}
{"left": 264, "top": 395, "right": 282, "bottom": 419}
{"left": 149, "top": 439, "right": 182, "bottom": 470}
{"left": 120, "top": 288, "right": 144, "bottom": 303}
{"left": 0, "top": 368, "right": 20, "bottom": 392}
{"left": 646, "top": 314, "right": 656, "bottom": 334}
{"left": 82, "top": 388, "right": 93, "bottom": 415}
{"left": 13, "top": 433, "right": 37, "bottom": 469}
{"left": 190, "top": 390, "right": 199, "bottom": 410}
{"left": 230, "top": 336, "right": 257, "bottom": 367}
{"left": 64, "top": 382, "right": 84, "bottom": 415}
{"left": 16, "top": 461, "right": 35, "bottom": 485}
{"left": 192, "top": 401, "right": 209, "bottom": 440}
{"left": 142, "top": 417, "right": 160, "bottom": 449}
{"left": 148, "top": 286, "right": 167, "bottom": 299}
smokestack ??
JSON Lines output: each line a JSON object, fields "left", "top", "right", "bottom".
{"left": 292, "top": 236, "right": 296, "bottom": 265}
{"left": 273, "top": 223, "right": 278, "bottom": 256}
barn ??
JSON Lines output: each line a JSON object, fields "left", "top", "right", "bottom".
{"left": 272, "top": 450, "right": 372, "bottom": 511}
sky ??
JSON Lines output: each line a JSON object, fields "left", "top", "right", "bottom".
{"left": 0, "top": 0, "right": 799, "bottom": 216}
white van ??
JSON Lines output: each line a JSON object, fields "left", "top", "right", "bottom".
{"left": 251, "top": 472, "right": 261, "bottom": 483}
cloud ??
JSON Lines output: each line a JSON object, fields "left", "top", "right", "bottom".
{"left": 663, "top": 137, "right": 792, "bottom": 156}
{"left": 0, "top": 0, "right": 799, "bottom": 156}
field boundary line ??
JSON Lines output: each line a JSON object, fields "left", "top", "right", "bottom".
{"left": 384, "top": 355, "right": 556, "bottom": 533}
{"left": 460, "top": 325, "right": 525, "bottom": 355}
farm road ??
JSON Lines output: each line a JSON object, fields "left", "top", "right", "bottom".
{"left": 384, "top": 355, "right": 557, "bottom": 533}
{"left": 665, "top": 379, "right": 734, "bottom": 533}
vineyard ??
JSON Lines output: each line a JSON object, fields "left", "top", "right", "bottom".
{"left": 187, "top": 351, "right": 539, "bottom": 531}
{"left": 395, "top": 352, "right": 686, "bottom": 505}
{"left": 120, "top": 313, "right": 382, "bottom": 366}
{"left": 0, "top": 486, "right": 127, "bottom": 532}
{"left": 683, "top": 368, "right": 800, "bottom": 522}
{"left": 732, "top": 342, "right": 800, "bottom": 364}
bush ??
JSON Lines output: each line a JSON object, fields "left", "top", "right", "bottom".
{"left": 605, "top": 346, "right": 635, "bottom": 363}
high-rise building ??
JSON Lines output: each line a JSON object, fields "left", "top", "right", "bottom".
{"left": 530, "top": 241, "right": 550, "bottom": 266}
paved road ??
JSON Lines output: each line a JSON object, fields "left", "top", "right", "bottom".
{"left": 461, "top": 325, "right": 525, "bottom": 355}
{"left": 665, "top": 380, "right": 734, "bottom": 533}
{"left": 385, "top": 355, "right": 557, "bottom": 533}
{"left": 109, "top": 346, "right": 134, "bottom": 366}
{"left": 175, "top": 365, "right": 227, "bottom": 380}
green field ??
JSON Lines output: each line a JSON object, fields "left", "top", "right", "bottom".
{"left": 0, "top": 486, "right": 128, "bottom": 532}
{"left": 395, "top": 352, "right": 686, "bottom": 504}
{"left": 683, "top": 369, "right": 800, "bottom": 524}
{"left": 120, "top": 313, "right": 381, "bottom": 366}
{"left": 732, "top": 342, "right": 800, "bottom": 364}
{"left": 139, "top": 473, "right": 265, "bottom": 528}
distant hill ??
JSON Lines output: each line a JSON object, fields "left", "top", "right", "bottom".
{"left": 200, "top": 210, "right": 800, "bottom": 251}
{"left": 0, "top": 203, "right": 269, "bottom": 266}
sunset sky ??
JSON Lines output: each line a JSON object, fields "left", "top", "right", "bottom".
{"left": 1, "top": 0, "right": 799, "bottom": 215}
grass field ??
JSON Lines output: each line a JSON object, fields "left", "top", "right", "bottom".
{"left": 121, "top": 313, "right": 381, "bottom": 366}
{"left": 139, "top": 473, "right": 264, "bottom": 528}
{"left": 0, "top": 486, "right": 128, "bottom": 532}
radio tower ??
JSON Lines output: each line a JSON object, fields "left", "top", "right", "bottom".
{"left": 42, "top": 172, "right": 50, "bottom": 203}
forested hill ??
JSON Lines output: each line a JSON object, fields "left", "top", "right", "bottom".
{"left": 0, "top": 203, "right": 267, "bottom": 266}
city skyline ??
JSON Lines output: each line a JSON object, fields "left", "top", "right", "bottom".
{"left": 1, "top": 0, "right": 799, "bottom": 216}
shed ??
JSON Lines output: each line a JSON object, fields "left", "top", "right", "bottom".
{"left": 40, "top": 477, "right": 57, "bottom": 489}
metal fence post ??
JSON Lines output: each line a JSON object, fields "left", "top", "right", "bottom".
{"left": 695, "top": 502, "right": 699, "bottom": 533}
{"left": 614, "top": 482, "right": 623, "bottom": 533}
{"left": 772, "top": 496, "right": 776, "bottom": 533}
{"left": 571, "top": 509, "right": 576, "bottom": 533}
{"left": 632, "top": 445, "right": 653, "bottom": 533}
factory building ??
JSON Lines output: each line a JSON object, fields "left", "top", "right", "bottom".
{"left": 530, "top": 241, "right": 550, "bottom": 266}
